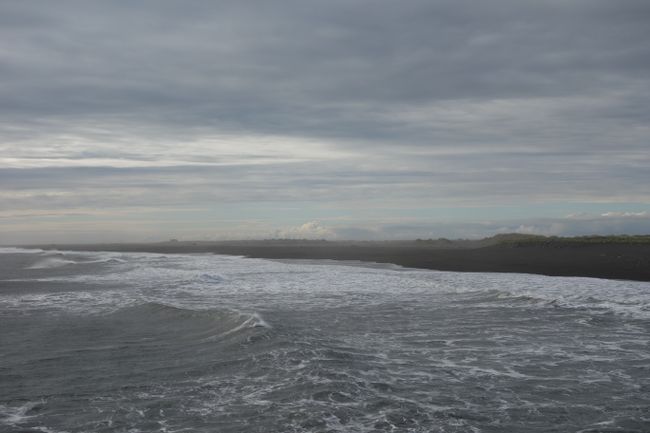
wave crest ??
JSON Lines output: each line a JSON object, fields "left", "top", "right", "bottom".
{"left": 107, "top": 302, "right": 270, "bottom": 341}
{"left": 26, "top": 256, "right": 77, "bottom": 269}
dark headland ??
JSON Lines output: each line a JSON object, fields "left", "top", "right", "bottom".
{"left": 26, "top": 234, "right": 650, "bottom": 282}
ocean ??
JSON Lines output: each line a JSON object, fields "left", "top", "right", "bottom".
{"left": 1, "top": 248, "right": 649, "bottom": 432}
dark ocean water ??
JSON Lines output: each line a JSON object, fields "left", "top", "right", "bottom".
{"left": 1, "top": 248, "right": 649, "bottom": 433}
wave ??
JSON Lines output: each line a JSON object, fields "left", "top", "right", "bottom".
{"left": 25, "top": 256, "right": 78, "bottom": 269}
{"left": 198, "top": 273, "right": 225, "bottom": 283}
{"left": 476, "top": 286, "right": 650, "bottom": 319}
{"left": 0, "top": 400, "right": 44, "bottom": 426}
{"left": 0, "top": 247, "right": 44, "bottom": 254}
{"left": 106, "top": 302, "right": 270, "bottom": 341}
{"left": 83, "top": 257, "right": 126, "bottom": 265}
{"left": 23, "top": 252, "right": 128, "bottom": 270}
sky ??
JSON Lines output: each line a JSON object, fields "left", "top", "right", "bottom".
{"left": 1, "top": 0, "right": 649, "bottom": 244}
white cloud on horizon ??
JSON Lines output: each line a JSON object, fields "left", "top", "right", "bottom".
{"left": 273, "top": 221, "right": 335, "bottom": 240}
{"left": 600, "top": 211, "right": 649, "bottom": 218}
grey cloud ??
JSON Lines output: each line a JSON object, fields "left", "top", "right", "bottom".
{"left": 2, "top": 152, "right": 648, "bottom": 214}
{"left": 1, "top": 1, "right": 649, "bottom": 242}
{"left": 2, "top": 1, "right": 649, "bottom": 126}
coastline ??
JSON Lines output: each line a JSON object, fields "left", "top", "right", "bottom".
{"left": 22, "top": 238, "right": 650, "bottom": 282}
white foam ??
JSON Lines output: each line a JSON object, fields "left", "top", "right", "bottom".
{"left": 0, "top": 400, "right": 43, "bottom": 426}
{"left": 0, "top": 247, "right": 44, "bottom": 254}
{"left": 1, "top": 249, "right": 649, "bottom": 319}
{"left": 26, "top": 257, "right": 78, "bottom": 269}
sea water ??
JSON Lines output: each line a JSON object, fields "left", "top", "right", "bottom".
{"left": 1, "top": 248, "right": 649, "bottom": 432}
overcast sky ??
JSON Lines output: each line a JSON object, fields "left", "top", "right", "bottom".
{"left": 1, "top": 0, "right": 649, "bottom": 243}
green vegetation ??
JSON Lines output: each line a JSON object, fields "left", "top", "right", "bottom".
{"left": 413, "top": 233, "right": 650, "bottom": 247}
{"left": 487, "top": 233, "right": 650, "bottom": 246}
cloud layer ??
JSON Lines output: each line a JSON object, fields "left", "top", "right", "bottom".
{"left": 1, "top": 1, "right": 649, "bottom": 242}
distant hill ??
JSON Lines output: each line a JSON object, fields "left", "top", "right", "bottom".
{"left": 413, "top": 233, "right": 650, "bottom": 247}
{"left": 484, "top": 233, "right": 650, "bottom": 246}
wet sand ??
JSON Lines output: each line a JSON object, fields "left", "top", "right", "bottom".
{"left": 30, "top": 239, "right": 650, "bottom": 282}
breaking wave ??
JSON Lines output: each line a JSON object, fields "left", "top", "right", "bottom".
{"left": 106, "top": 302, "right": 270, "bottom": 341}
{"left": 25, "top": 256, "right": 77, "bottom": 269}
{"left": 471, "top": 283, "right": 650, "bottom": 319}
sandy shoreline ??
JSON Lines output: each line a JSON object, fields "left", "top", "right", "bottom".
{"left": 23, "top": 239, "right": 650, "bottom": 282}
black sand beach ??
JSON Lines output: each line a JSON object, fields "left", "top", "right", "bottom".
{"left": 29, "top": 236, "right": 650, "bottom": 282}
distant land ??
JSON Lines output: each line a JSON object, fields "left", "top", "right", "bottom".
{"left": 22, "top": 234, "right": 650, "bottom": 282}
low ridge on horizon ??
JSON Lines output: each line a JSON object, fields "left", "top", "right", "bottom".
{"left": 14, "top": 233, "right": 650, "bottom": 247}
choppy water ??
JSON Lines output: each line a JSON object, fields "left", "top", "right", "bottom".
{"left": 1, "top": 248, "right": 649, "bottom": 433}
